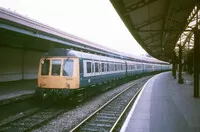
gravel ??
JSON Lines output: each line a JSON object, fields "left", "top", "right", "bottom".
{"left": 33, "top": 76, "right": 151, "bottom": 132}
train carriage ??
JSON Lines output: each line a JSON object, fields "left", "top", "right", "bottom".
{"left": 78, "top": 50, "right": 126, "bottom": 87}
{"left": 125, "top": 60, "right": 144, "bottom": 76}
{"left": 36, "top": 48, "right": 171, "bottom": 102}
{"left": 36, "top": 48, "right": 126, "bottom": 100}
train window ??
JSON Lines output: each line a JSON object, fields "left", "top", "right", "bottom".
{"left": 107, "top": 63, "right": 109, "bottom": 71}
{"left": 99, "top": 63, "right": 102, "bottom": 72}
{"left": 92, "top": 63, "right": 95, "bottom": 73}
{"left": 147, "top": 65, "right": 152, "bottom": 69}
{"left": 104, "top": 63, "right": 107, "bottom": 72}
{"left": 51, "top": 59, "right": 61, "bottom": 76}
{"left": 137, "top": 65, "right": 141, "bottom": 69}
{"left": 101, "top": 63, "right": 105, "bottom": 72}
{"left": 95, "top": 62, "right": 99, "bottom": 72}
{"left": 109, "top": 63, "right": 112, "bottom": 71}
{"left": 132, "top": 65, "right": 135, "bottom": 69}
{"left": 115, "top": 64, "right": 117, "bottom": 71}
{"left": 41, "top": 59, "right": 50, "bottom": 75}
{"left": 63, "top": 59, "right": 74, "bottom": 76}
{"left": 118, "top": 64, "right": 120, "bottom": 71}
{"left": 112, "top": 64, "right": 115, "bottom": 71}
{"left": 86, "top": 62, "right": 92, "bottom": 73}
{"left": 109, "top": 64, "right": 111, "bottom": 71}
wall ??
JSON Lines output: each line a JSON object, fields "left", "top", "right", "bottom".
{"left": 0, "top": 47, "right": 44, "bottom": 82}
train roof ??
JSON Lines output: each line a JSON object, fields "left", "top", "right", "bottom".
{"left": 43, "top": 48, "right": 170, "bottom": 65}
{"left": 43, "top": 48, "right": 125, "bottom": 63}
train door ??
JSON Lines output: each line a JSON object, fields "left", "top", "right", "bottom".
{"left": 62, "top": 58, "right": 80, "bottom": 89}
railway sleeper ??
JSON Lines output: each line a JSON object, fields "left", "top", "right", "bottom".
{"left": 97, "top": 112, "right": 119, "bottom": 117}
{"left": 101, "top": 110, "right": 120, "bottom": 114}
{"left": 85, "top": 123, "right": 112, "bottom": 128}
{"left": 80, "top": 127, "right": 103, "bottom": 132}
{"left": 96, "top": 115, "right": 116, "bottom": 120}
{"left": 94, "top": 118, "right": 116, "bottom": 123}
{"left": 104, "top": 105, "right": 122, "bottom": 110}
{"left": 89, "top": 120, "right": 115, "bottom": 126}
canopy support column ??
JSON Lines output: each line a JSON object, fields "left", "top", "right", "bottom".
{"left": 172, "top": 52, "right": 177, "bottom": 79}
{"left": 178, "top": 45, "right": 183, "bottom": 84}
{"left": 193, "top": 28, "right": 199, "bottom": 98}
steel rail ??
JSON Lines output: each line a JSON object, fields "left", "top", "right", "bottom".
{"left": 69, "top": 78, "right": 146, "bottom": 132}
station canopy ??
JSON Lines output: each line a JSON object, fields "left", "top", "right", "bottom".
{"left": 110, "top": 0, "right": 198, "bottom": 62}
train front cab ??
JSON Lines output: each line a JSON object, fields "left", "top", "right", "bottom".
{"left": 36, "top": 57, "right": 80, "bottom": 99}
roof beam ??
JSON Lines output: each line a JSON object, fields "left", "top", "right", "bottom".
{"left": 187, "top": 7, "right": 198, "bottom": 22}
{"left": 136, "top": 29, "right": 192, "bottom": 32}
{"left": 124, "top": 0, "right": 158, "bottom": 16}
{"left": 146, "top": 44, "right": 161, "bottom": 48}
{"left": 182, "top": 32, "right": 193, "bottom": 47}
{"left": 167, "top": 18, "right": 183, "bottom": 29}
{"left": 144, "top": 37, "right": 161, "bottom": 46}
{"left": 135, "top": 15, "right": 164, "bottom": 29}
{"left": 142, "top": 32, "right": 161, "bottom": 41}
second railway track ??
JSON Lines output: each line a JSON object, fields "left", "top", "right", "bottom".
{"left": 0, "top": 107, "right": 66, "bottom": 132}
{"left": 70, "top": 78, "right": 145, "bottom": 132}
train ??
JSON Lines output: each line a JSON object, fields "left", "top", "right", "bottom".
{"left": 35, "top": 48, "right": 171, "bottom": 102}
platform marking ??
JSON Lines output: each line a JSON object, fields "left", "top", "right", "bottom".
{"left": 120, "top": 74, "right": 159, "bottom": 132}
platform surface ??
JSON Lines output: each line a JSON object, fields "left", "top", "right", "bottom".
{"left": 121, "top": 72, "right": 200, "bottom": 132}
{"left": 0, "top": 79, "right": 36, "bottom": 102}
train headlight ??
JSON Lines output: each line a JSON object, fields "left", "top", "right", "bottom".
{"left": 66, "top": 83, "right": 70, "bottom": 88}
{"left": 40, "top": 81, "right": 46, "bottom": 87}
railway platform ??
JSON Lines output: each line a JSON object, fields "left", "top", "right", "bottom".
{"left": 121, "top": 71, "right": 200, "bottom": 132}
{"left": 0, "top": 79, "right": 37, "bottom": 106}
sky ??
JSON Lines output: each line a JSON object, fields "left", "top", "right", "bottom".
{"left": 0, "top": 0, "right": 147, "bottom": 56}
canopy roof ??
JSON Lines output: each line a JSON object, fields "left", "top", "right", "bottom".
{"left": 110, "top": 0, "right": 197, "bottom": 62}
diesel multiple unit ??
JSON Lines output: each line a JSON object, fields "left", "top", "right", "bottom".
{"left": 36, "top": 48, "right": 171, "bottom": 101}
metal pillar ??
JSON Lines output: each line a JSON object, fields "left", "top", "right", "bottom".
{"left": 193, "top": 1, "right": 200, "bottom": 98}
{"left": 172, "top": 61, "right": 176, "bottom": 79}
{"left": 178, "top": 45, "right": 183, "bottom": 84}
{"left": 193, "top": 28, "right": 199, "bottom": 98}
{"left": 172, "top": 52, "right": 177, "bottom": 79}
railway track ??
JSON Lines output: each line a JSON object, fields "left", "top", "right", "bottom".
{"left": 70, "top": 79, "right": 144, "bottom": 132}
{"left": 0, "top": 107, "right": 66, "bottom": 131}
{"left": 0, "top": 76, "right": 150, "bottom": 132}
